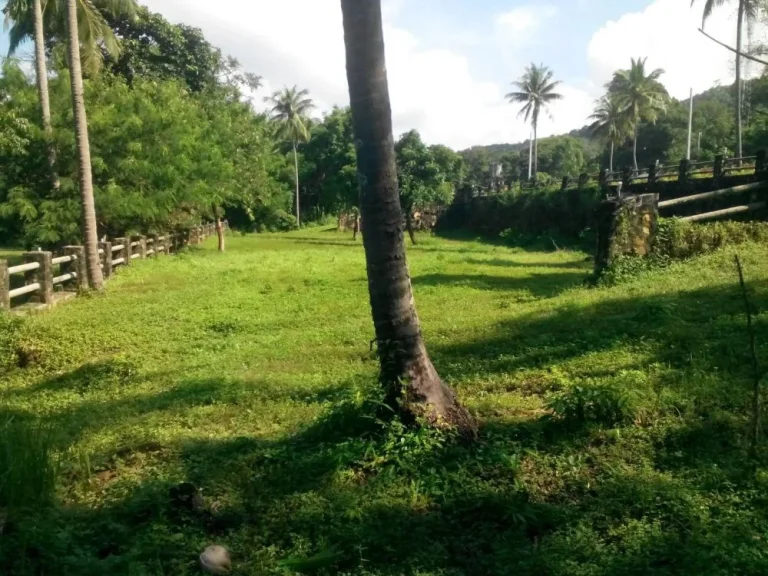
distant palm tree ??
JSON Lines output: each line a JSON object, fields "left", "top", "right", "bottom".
{"left": 693, "top": 0, "right": 762, "bottom": 158}
{"left": 265, "top": 86, "right": 314, "bottom": 227}
{"left": 608, "top": 57, "right": 667, "bottom": 170}
{"left": 506, "top": 63, "right": 562, "bottom": 178}
{"left": 588, "top": 95, "right": 628, "bottom": 172}
{"left": 339, "top": 0, "right": 475, "bottom": 435}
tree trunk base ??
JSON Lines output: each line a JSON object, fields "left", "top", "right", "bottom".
{"left": 216, "top": 218, "right": 225, "bottom": 253}
{"left": 385, "top": 344, "right": 476, "bottom": 438}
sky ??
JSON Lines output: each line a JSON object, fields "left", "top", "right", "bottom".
{"left": 2, "top": 0, "right": 765, "bottom": 150}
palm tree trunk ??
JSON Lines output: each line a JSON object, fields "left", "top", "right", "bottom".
{"left": 633, "top": 126, "right": 639, "bottom": 171}
{"left": 609, "top": 141, "right": 614, "bottom": 172}
{"left": 533, "top": 122, "right": 538, "bottom": 177}
{"left": 292, "top": 140, "right": 300, "bottom": 227}
{"left": 33, "top": 0, "right": 59, "bottom": 192}
{"left": 66, "top": 0, "right": 103, "bottom": 290}
{"left": 340, "top": 0, "right": 475, "bottom": 436}
{"left": 736, "top": 0, "right": 745, "bottom": 161}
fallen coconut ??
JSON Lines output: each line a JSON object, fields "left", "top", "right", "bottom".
{"left": 200, "top": 545, "right": 231, "bottom": 574}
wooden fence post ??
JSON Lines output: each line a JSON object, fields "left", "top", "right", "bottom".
{"left": 0, "top": 260, "right": 9, "bottom": 311}
{"left": 115, "top": 237, "right": 131, "bottom": 266}
{"left": 62, "top": 246, "right": 86, "bottom": 290}
{"left": 99, "top": 241, "right": 113, "bottom": 278}
{"left": 23, "top": 251, "right": 53, "bottom": 305}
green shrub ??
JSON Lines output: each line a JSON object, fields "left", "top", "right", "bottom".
{"left": 0, "top": 415, "right": 57, "bottom": 515}
{"left": 268, "top": 210, "right": 299, "bottom": 232}
{"left": 548, "top": 384, "right": 633, "bottom": 427}
{"left": 655, "top": 218, "right": 768, "bottom": 260}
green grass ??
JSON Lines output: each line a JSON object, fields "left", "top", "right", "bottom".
{"left": 0, "top": 247, "right": 23, "bottom": 266}
{"left": 2, "top": 228, "right": 768, "bottom": 575}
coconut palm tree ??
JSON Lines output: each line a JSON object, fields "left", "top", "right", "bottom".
{"left": 693, "top": 0, "right": 762, "bottom": 159}
{"left": 506, "top": 63, "right": 562, "bottom": 178}
{"left": 608, "top": 57, "right": 667, "bottom": 170}
{"left": 264, "top": 86, "right": 314, "bottom": 227}
{"left": 339, "top": 0, "right": 475, "bottom": 435}
{"left": 588, "top": 95, "right": 629, "bottom": 172}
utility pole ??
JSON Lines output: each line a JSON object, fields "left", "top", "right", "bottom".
{"left": 687, "top": 87, "right": 694, "bottom": 160}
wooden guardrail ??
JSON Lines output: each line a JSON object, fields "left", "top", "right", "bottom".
{"left": 657, "top": 181, "right": 767, "bottom": 223}
{"left": 0, "top": 222, "right": 222, "bottom": 313}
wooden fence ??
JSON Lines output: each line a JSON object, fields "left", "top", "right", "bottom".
{"left": 657, "top": 181, "right": 767, "bottom": 223}
{"left": 1, "top": 223, "right": 220, "bottom": 314}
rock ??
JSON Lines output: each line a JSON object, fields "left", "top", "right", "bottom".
{"left": 200, "top": 545, "right": 231, "bottom": 574}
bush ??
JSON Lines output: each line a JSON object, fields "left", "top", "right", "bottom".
{"left": 437, "top": 186, "right": 601, "bottom": 247}
{"left": 0, "top": 415, "right": 56, "bottom": 515}
{"left": 655, "top": 218, "right": 768, "bottom": 260}
{"left": 268, "top": 210, "right": 298, "bottom": 232}
{"left": 548, "top": 384, "right": 633, "bottom": 427}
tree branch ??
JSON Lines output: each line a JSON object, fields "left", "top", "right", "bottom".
{"left": 699, "top": 28, "right": 768, "bottom": 67}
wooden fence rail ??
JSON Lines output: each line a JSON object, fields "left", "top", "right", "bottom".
{"left": 1, "top": 222, "right": 223, "bottom": 314}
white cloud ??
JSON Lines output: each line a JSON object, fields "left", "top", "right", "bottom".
{"left": 139, "top": 0, "right": 588, "bottom": 149}
{"left": 587, "top": 0, "right": 768, "bottom": 99}
{"left": 495, "top": 5, "right": 558, "bottom": 40}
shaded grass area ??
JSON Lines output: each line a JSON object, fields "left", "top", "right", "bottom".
{"left": 2, "top": 229, "right": 768, "bottom": 574}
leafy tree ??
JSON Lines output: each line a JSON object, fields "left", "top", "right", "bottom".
{"left": 395, "top": 130, "right": 453, "bottom": 244}
{"left": 265, "top": 86, "right": 314, "bottom": 227}
{"left": 608, "top": 57, "right": 668, "bottom": 170}
{"left": 3, "top": 0, "right": 59, "bottom": 190}
{"left": 340, "top": 0, "right": 475, "bottom": 434}
{"left": 506, "top": 63, "right": 562, "bottom": 178}
{"left": 588, "top": 96, "right": 628, "bottom": 171}
{"left": 102, "top": 6, "right": 262, "bottom": 94}
{"left": 298, "top": 107, "right": 358, "bottom": 217}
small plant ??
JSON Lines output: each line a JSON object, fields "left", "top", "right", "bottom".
{"left": 548, "top": 384, "right": 632, "bottom": 427}
{"left": 0, "top": 415, "right": 57, "bottom": 516}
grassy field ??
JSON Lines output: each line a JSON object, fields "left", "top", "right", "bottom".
{"left": 0, "top": 247, "right": 23, "bottom": 266}
{"left": 3, "top": 229, "right": 768, "bottom": 575}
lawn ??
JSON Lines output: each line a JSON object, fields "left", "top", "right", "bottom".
{"left": 2, "top": 229, "right": 768, "bottom": 575}
{"left": 0, "top": 247, "right": 23, "bottom": 266}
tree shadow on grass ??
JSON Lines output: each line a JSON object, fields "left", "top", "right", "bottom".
{"left": 5, "top": 282, "right": 768, "bottom": 573}
{"left": 412, "top": 271, "right": 588, "bottom": 298}
{"left": 463, "top": 257, "right": 592, "bottom": 270}
{"left": 431, "top": 280, "right": 768, "bottom": 383}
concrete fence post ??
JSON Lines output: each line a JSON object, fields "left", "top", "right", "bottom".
{"left": 577, "top": 173, "right": 588, "bottom": 190}
{"left": 62, "top": 246, "right": 86, "bottom": 290}
{"left": 678, "top": 158, "right": 690, "bottom": 186}
{"left": 714, "top": 155, "right": 724, "bottom": 180}
{"left": 150, "top": 234, "right": 160, "bottom": 256}
{"left": 560, "top": 176, "right": 570, "bottom": 191}
{"left": 621, "top": 166, "right": 632, "bottom": 190}
{"left": 135, "top": 235, "right": 147, "bottom": 259}
{"left": 0, "top": 260, "right": 9, "bottom": 311}
{"left": 756, "top": 149, "right": 767, "bottom": 175}
{"left": 594, "top": 193, "right": 659, "bottom": 278}
{"left": 23, "top": 251, "right": 53, "bottom": 305}
{"left": 115, "top": 237, "right": 131, "bottom": 266}
{"left": 99, "top": 241, "right": 113, "bottom": 278}
{"left": 648, "top": 163, "right": 657, "bottom": 185}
